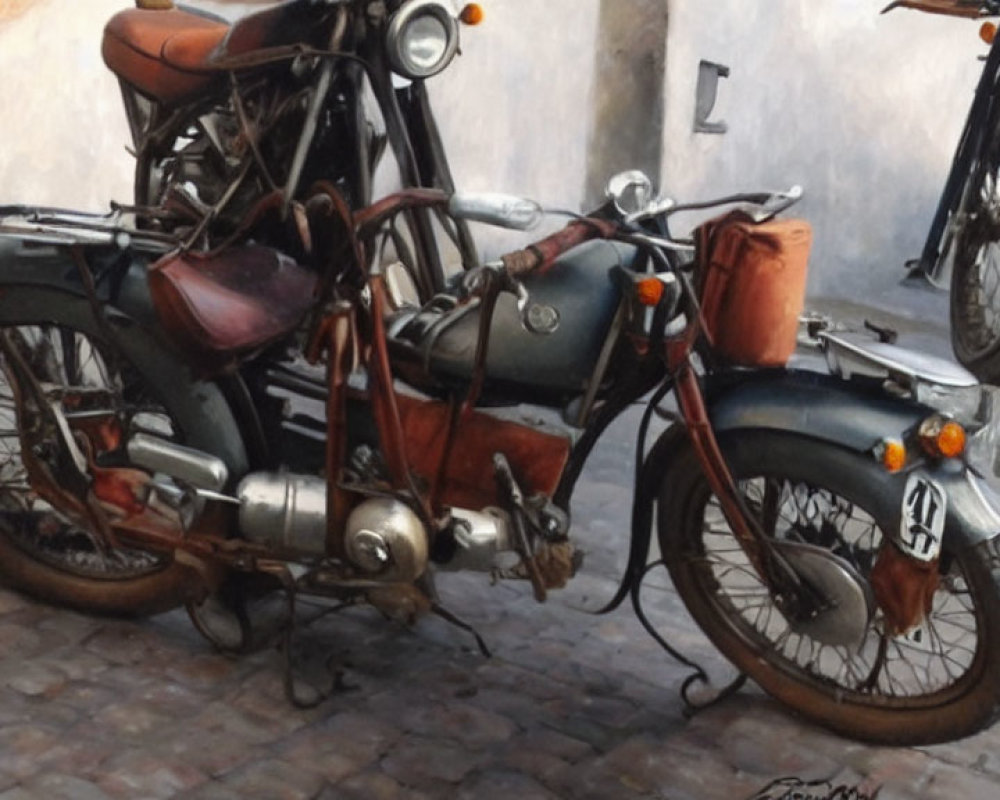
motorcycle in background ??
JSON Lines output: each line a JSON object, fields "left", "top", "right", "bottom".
{"left": 885, "top": 0, "right": 1000, "bottom": 379}
{"left": 103, "top": 0, "right": 480, "bottom": 294}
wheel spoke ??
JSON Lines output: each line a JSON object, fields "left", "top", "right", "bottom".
{"left": 0, "top": 322, "right": 169, "bottom": 580}
{"left": 692, "top": 475, "right": 980, "bottom": 705}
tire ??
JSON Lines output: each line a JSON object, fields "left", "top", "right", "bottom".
{"left": 659, "top": 430, "right": 1000, "bottom": 745}
{"left": 950, "top": 159, "right": 1000, "bottom": 382}
{"left": 0, "top": 286, "right": 247, "bottom": 616}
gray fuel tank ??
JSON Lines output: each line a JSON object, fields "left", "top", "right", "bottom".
{"left": 390, "top": 240, "right": 636, "bottom": 401}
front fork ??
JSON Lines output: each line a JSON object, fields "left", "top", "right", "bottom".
{"left": 671, "top": 360, "right": 829, "bottom": 618}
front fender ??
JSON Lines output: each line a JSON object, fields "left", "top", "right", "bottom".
{"left": 707, "top": 368, "right": 1000, "bottom": 550}
{"left": 602, "top": 368, "right": 991, "bottom": 613}
{"left": 707, "top": 368, "right": 932, "bottom": 452}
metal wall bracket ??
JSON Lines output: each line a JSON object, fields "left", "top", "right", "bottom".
{"left": 694, "top": 60, "right": 730, "bottom": 134}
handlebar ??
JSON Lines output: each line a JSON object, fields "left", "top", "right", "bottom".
{"left": 499, "top": 218, "right": 618, "bottom": 277}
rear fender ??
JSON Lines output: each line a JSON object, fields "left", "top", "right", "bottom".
{"left": 0, "top": 237, "right": 161, "bottom": 327}
{"left": 0, "top": 238, "right": 259, "bottom": 477}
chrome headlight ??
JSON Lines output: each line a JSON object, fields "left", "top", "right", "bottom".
{"left": 386, "top": 0, "right": 460, "bottom": 80}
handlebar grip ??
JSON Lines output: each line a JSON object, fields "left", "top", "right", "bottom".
{"left": 500, "top": 218, "right": 617, "bottom": 277}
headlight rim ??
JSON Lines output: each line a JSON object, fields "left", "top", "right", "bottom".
{"left": 386, "top": 0, "right": 460, "bottom": 80}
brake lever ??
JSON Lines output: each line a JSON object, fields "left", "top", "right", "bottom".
{"left": 745, "top": 185, "right": 803, "bottom": 223}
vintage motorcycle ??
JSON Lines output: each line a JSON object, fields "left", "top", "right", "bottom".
{"left": 2, "top": 0, "right": 1000, "bottom": 747}
{"left": 102, "top": 0, "right": 479, "bottom": 287}
{"left": 885, "top": 0, "right": 1000, "bottom": 380}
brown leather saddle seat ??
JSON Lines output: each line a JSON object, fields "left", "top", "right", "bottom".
{"left": 102, "top": 3, "right": 306, "bottom": 105}
{"left": 102, "top": 7, "right": 229, "bottom": 104}
{"left": 148, "top": 245, "right": 317, "bottom": 363}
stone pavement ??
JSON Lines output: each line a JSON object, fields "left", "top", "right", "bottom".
{"left": 3, "top": 293, "right": 1000, "bottom": 799}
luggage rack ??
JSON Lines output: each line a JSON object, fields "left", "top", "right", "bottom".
{"left": 0, "top": 205, "right": 177, "bottom": 254}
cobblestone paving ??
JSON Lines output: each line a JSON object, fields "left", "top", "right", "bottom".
{"left": 3, "top": 302, "right": 1000, "bottom": 799}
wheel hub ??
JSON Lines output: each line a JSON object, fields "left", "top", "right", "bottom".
{"left": 773, "top": 540, "right": 874, "bottom": 649}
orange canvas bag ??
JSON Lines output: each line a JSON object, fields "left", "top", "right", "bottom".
{"left": 695, "top": 212, "right": 812, "bottom": 367}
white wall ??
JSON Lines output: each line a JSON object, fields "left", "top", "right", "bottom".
{"left": 0, "top": 0, "right": 982, "bottom": 305}
{"left": 663, "top": 0, "right": 982, "bottom": 301}
{"left": 0, "top": 0, "right": 134, "bottom": 210}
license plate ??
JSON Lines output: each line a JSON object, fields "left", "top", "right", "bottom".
{"left": 899, "top": 472, "right": 946, "bottom": 562}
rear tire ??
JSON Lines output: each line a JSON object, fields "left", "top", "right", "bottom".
{"left": 0, "top": 286, "right": 247, "bottom": 616}
{"left": 950, "top": 157, "right": 1000, "bottom": 382}
{"left": 659, "top": 430, "right": 1000, "bottom": 745}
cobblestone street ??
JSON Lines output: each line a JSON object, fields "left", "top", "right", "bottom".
{"left": 3, "top": 298, "right": 1000, "bottom": 799}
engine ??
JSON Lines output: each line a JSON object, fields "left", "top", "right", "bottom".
{"left": 237, "top": 473, "right": 429, "bottom": 583}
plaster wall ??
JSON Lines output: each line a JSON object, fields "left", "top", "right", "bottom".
{"left": 0, "top": 0, "right": 983, "bottom": 305}
{"left": 662, "top": 0, "right": 982, "bottom": 301}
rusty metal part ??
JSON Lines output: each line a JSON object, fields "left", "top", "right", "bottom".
{"left": 228, "top": 71, "right": 278, "bottom": 193}
{"left": 673, "top": 362, "right": 826, "bottom": 620}
{"left": 323, "top": 301, "right": 356, "bottom": 553}
{"left": 534, "top": 540, "right": 577, "bottom": 589}
{"left": 881, "top": 0, "right": 988, "bottom": 18}
{"left": 368, "top": 273, "right": 432, "bottom": 525}
{"left": 493, "top": 453, "right": 548, "bottom": 602}
{"left": 366, "top": 583, "right": 432, "bottom": 624}
{"left": 0, "top": 329, "right": 119, "bottom": 550}
{"left": 354, "top": 188, "right": 449, "bottom": 238}
{"left": 500, "top": 218, "right": 618, "bottom": 277}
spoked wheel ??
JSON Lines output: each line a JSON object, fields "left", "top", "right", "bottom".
{"left": 0, "top": 288, "right": 246, "bottom": 616}
{"left": 951, "top": 162, "right": 1000, "bottom": 382}
{"left": 659, "top": 431, "right": 1000, "bottom": 745}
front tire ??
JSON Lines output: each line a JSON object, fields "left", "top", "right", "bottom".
{"left": 659, "top": 430, "right": 1000, "bottom": 745}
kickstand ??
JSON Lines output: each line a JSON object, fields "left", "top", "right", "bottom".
{"left": 274, "top": 576, "right": 357, "bottom": 709}
{"left": 431, "top": 602, "right": 492, "bottom": 658}
{"left": 632, "top": 559, "right": 746, "bottom": 717}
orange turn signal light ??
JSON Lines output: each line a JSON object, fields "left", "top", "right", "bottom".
{"left": 981, "top": 21, "right": 997, "bottom": 45}
{"left": 460, "top": 4, "right": 485, "bottom": 25}
{"left": 880, "top": 439, "right": 907, "bottom": 473}
{"left": 636, "top": 277, "right": 665, "bottom": 307}
{"left": 918, "top": 416, "right": 966, "bottom": 460}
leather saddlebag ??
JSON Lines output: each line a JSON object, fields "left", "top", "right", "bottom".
{"left": 148, "top": 245, "right": 317, "bottom": 363}
{"left": 696, "top": 213, "right": 812, "bottom": 367}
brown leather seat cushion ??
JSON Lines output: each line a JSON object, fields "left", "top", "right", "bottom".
{"left": 102, "top": 8, "right": 228, "bottom": 104}
{"left": 148, "top": 246, "right": 317, "bottom": 362}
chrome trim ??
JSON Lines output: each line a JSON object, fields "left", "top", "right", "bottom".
{"left": 0, "top": 210, "right": 175, "bottom": 253}
{"left": 820, "top": 332, "right": 978, "bottom": 389}
{"left": 385, "top": 0, "right": 460, "bottom": 79}
{"left": 448, "top": 193, "right": 543, "bottom": 231}
{"left": 238, "top": 473, "right": 327, "bottom": 555}
{"left": 127, "top": 433, "right": 229, "bottom": 492}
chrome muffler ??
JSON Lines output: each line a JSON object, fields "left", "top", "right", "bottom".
{"left": 127, "top": 432, "right": 229, "bottom": 492}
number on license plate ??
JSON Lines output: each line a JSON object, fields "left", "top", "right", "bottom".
{"left": 898, "top": 472, "right": 946, "bottom": 563}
